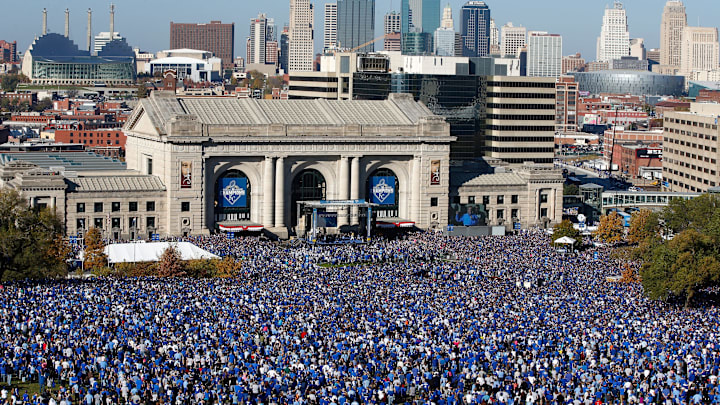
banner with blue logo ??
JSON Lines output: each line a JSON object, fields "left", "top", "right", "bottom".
{"left": 219, "top": 178, "right": 247, "bottom": 208}
{"left": 370, "top": 176, "right": 396, "bottom": 205}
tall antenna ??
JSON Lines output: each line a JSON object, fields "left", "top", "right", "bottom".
{"left": 42, "top": 8, "right": 47, "bottom": 36}
{"left": 87, "top": 9, "right": 92, "bottom": 52}
{"left": 65, "top": 8, "right": 70, "bottom": 38}
{"left": 109, "top": 3, "right": 115, "bottom": 38}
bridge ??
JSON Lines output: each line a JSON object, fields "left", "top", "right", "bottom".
{"left": 601, "top": 190, "right": 701, "bottom": 210}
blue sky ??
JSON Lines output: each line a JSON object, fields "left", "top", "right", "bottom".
{"left": 2, "top": 1, "right": 718, "bottom": 61}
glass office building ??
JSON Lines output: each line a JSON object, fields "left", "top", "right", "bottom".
{"left": 461, "top": 1, "right": 491, "bottom": 57}
{"left": 337, "top": 0, "right": 376, "bottom": 52}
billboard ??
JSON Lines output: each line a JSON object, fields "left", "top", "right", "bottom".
{"left": 219, "top": 178, "right": 247, "bottom": 208}
{"left": 370, "top": 176, "right": 396, "bottom": 205}
{"left": 449, "top": 203, "right": 487, "bottom": 227}
{"left": 317, "top": 212, "right": 338, "bottom": 227}
{"left": 430, "top": 160, "right": 441, "bottom": 185}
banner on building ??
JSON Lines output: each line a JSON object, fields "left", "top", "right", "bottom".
{"left": 370, "top": 176, "right": 396, "bottom": 205}
{"left": 181, "top": 161, "right": 192, "bottom": 188}
{"left": 219, "top": 178, "right": 247, "bottom": 208}
{"left": 430, "top": 160, "right": 441, "bottom": 185}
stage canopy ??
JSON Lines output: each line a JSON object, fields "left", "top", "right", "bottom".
{"left": 102, "top": 242, "right": 220, "bottom": 264}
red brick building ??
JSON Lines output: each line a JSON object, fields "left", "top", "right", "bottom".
{"left": 614, "top": 143, "right": 662, "bottom": 178}
{"left": 54, "top": 128, "right": 126, "bottom": 152}
{"left": 603, "top": 128, "right": 664, "bottom": 163}
{"left": 697, "top": 89, "right": 720, "bottom": 103}
{"left": 0, "top": 40, "right": 18, "bottom": 63}
{"left": 170, "top": 21, "right": 235, "bottom": 69}
{"left": 556, "top": 76, "right": 579, "bottom": 132}
{"left": 654, "top": 100, "right": 690, "bottom": 119}
{"left": 0, "top": 93, "right": 36, "bottom": 105}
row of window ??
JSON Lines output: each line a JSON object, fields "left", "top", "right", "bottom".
{"left": 665, "top": 148, "right": 718, "bottom": 164}
{"left": 76, "top": 216, "right": 156, "bottom": 230}
{"left": 486, "top": 81, "right": 556, "bottom": 89}
{"left": 665, "top": 117, "right": 719, "bottom": 130}
{"left": 77, "top": 201, "right": 156, "bottom": 213}
{"left": 69, "top": 140, "right": 121, "bottom": 145}
{"left": 664, "top": 163, "right": 717, "bottom": 177}
{"left": 664, "top": 133, "right": 718, "bottom": 143}
{"left": 68, "top": 133, "right": 121, "bottom": 138}
{"left": 486, "top": 103, "right": 555, "bottom": 110}
{"left": 665, "top": 177, "right": 715, "bottom": 192}
{"left": 486, "top": 92, "right": 555, "bottom": 99}
{"left": 486, "top": 146, "right": 555, "bottom": 153}
{"left": 486, "top": 114, "right": 555, "bottom": 121}
{"left": 486, "top": 136, "right": 555, "bottom": 143}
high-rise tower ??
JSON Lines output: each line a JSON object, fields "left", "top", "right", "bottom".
{"left": 660, "top": 0, "right": 687, "bottom": 68}
{"left": 596, "top": 1, "right": 630, "bottom": 62}
{"left": 460, "top": 1, "right": 490, "bottom": 57}
{"left": 289, "top": 0, "right": 315, "bottom": 71}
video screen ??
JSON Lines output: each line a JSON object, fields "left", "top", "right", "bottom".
{"left": 449, "top": 203, "right": 487, "bottom": 227}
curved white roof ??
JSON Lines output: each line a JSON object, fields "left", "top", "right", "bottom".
{"left": 149, "top": 56, "right": 211, "bottom": 66}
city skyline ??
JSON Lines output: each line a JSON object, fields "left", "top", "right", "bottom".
{"left": 1, "top": 0, "right": 719, "bottom": 62}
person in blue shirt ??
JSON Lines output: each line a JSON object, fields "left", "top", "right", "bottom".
{"left": 454, "top": 205, "right": 482, "bottom": 226}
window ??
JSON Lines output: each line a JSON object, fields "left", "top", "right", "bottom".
{"left": 111, "top": 217, "right": 121, "bottom": 229}
{"left": 146, "top": 217, "right": 156, "bottom": 229}
{"left": 540, "top": 208, "right": 548, "bottom": 218}
{"left": 181, "top": 202, "right": 190, "bottom": 212}
{"left": 76, "top": 203, "right": 85, "bottom": 213}
{"left": 129, "top": 202, "right": 138, "bottom": 212}
{"left": 94, "top": 202, "right": 103, "bottom": 213}
{"left": 129, "top": 217, "right": 138, "bottom": 229}
{"left": 146, "top": 157, "right": 153, "bottom": 175}
{"left": 497, "top": 195, "right": 504, "bottom": 204}
{"left": 511, "top": 195, "right": 518, "bottom": 204}
{"left": 468, "top": 196, "right": 475, "bottom": 204}
{"left": 430, "top": 197, "right": 438, "bottom": 207}
{"left": 482, "top": 196, "right": 490, "bottom": 205}
{"left": 111, "top": 202, "right": 120, "bottom": 212}
{"left": 146, "top": 201, "right": 155, "bottom": 212}
{"left": 497, "top": 209, "right": 504, "bottom": 219}
{"left": 94, "top": 218, "right": 104, "bottom": 229}
{"left": 511, "top": 209, "right": 519, "bottom": 220}
{"left": 76, "top": 218, "right": 86, "bottom": 230}
{"left": 540, "top": 194, "right": 548, "bottom": 204}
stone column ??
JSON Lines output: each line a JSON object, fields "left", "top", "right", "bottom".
{"left": 350, "top": 156, "right": 360, "bottom": 224}
{"left": 338, "top": 156, "right": 350, "bottom": 226}
{"left": 536, "top": 189, "right": 542, "bottom": 221}
{"left": 412, "top": 156, "right": 421, "bottom": 223}
{"left": 274, "top": 157, "right": 285, "bottom": 228}
{"left": 550, "top": 188, "right": 557, "bottom": 222}
{"left": 263, "top": 156, "right": 274, "bottom": 227}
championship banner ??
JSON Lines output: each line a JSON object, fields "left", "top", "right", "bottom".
{"left": 180, "top": 161, "right": 192, "bottom": 188}
{"left": 219, "top": 178, "right": 247, "bottom": 208}
{"left": 370, "top": 176, "right": 396, "bottom": 205}
{"left": 430, "top": 160, "right": 441, "bottom": 185}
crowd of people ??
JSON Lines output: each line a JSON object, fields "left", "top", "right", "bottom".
{"left": 1, "top": 230, "right": 719, "bottom": 404}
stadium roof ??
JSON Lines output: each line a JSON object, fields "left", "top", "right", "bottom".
{"left": 27, "top": 33, "right": 134, "bottom": 64}
{"left": 127, "top": 92, "right": 441, "bottom": 136}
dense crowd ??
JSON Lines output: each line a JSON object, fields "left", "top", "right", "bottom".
{"left": 1, "top": 231, "right": 719, "bottom": 404}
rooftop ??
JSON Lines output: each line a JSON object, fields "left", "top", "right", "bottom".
{"left": 458, "top": 172, "right": 526, "bottom": 187}
{"left": 69, "top": 175, "right": 165, "bottom": 192}
{"left": 0, "top": 151, "right": 126, "bottom": 171}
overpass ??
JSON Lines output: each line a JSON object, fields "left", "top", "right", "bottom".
{"left": 601, "top": 190, "right": 701, "bottom": 210}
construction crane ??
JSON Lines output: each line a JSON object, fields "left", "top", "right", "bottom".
{"left": 334, "top": 33, "right": 390, "bottom": 54}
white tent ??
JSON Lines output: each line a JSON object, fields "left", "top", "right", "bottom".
{"left": 553, "top": 236, "right": 577, "bottom": 245}
{"left": 103, "top": 242, "right": 220, "bottom": 264}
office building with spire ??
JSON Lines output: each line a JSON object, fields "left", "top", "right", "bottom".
{"left": 337, "top": 0, "right": 375, "bottom": 52}
{"left": 460, "top": 1, "right": 490, "bottom": 57}
{"left": 21, "top": 6, "right": 136, "bottom": 85}
{"left": 433, "top": 4, "right": 455, "bottom": 56}
{"left": 596, "top": 1, "right": 630, "bottom": 63}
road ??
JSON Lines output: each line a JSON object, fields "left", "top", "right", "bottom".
{"left": 554, "top": 160, "right": 626, "bottom": 191}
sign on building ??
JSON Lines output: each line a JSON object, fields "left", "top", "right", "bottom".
{"left": 370, "top": 176, "right": 396, "bottom": 205}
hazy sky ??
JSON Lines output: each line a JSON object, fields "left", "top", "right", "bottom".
{"left": 2, "top": 1, "right": 718, "bottom": 61}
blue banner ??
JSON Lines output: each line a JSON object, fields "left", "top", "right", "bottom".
{"left": 370, "top": 176, "right": 396, "bottom": 205}
{"left": 219, "top": 178, "right": 247, "bottom": 208}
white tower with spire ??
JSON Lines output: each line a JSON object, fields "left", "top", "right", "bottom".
{"left": 434, "top": 4, "right": 456, "bottom": 56}
{"left": 596, "top": 1, "right": 630, "bottom": 63}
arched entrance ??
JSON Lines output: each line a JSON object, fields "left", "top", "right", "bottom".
{"left": 366, "top": 168, "right": 399, "bottom": 219}
{"left": 214, "top": 170, "right": 251, "bottom": 226}
{"left": 291, "top": 169, "right": 326, "bottom": 228}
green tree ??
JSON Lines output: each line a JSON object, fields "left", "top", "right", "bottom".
{"left": 157, "top": 245, "right": 186, "bottom": 277}
{"left": 594, "top": 212, "right": 625, "bottom": 243}
{"left": 83, "top": 227, "right": 107, "bottom": 272}
{"left": 662, "top": 194, "right": 720, "bottom": 236}
{"left": 551, "top": 220, "right": 581, "bottom": 248}
{"left": 0, "top": 73, "right": 29, "bottom": 92}
{"left": 136, "top": 84, "right": 148, "bottom": 98}
{"left": 0, "top": 189, "right": 68, "bottom": 280}
{"left": 33, "top": 97, "right": 53, "bottom": 112}
{"left": 627, "top": 209, "right": 660, "bottom": 244}
{"left": 641, "top": 229, "right": 720, "bottom": 307}
{"left": 563, "top": 184, "right": 579, "bottom": 196}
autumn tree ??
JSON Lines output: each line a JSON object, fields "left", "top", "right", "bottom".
{"left": 157, "top": 245, "right": 186, "bottom": 277}
{"left": 215, "top": 256, "right": 243, "bottom": 278}
{"left": 627, "top": 209, "right": 660, "bottom": 244}
{"left": 551, "top": 220, "right": 581, "bottom": 248}
{"left": 84, "top": 227, "right": 107, "bottom": 272}
{"left": 594, "top": 212, "right": 625, "bottom": 244}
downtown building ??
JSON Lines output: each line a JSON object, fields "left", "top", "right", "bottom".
{"left": 659, "top": 0, "right": 686, "bottom": 73}
{"left": 460, "top": 1, "right": 491, "bottom": 57}
{"left": 527, "top": 32, "right": 562, "bottom": 78}
{"left": 384, "top": 12, "right": 402, "bottom": 51}
{"left": 501, "top": 23, "right": 526, "bottom": 57}
{"left": 289, "top": 0, "right": 315, "bottom": 71}
{"left": 170, "top": 21, "right": 235, "bottom": 70}
{"left": 324, "top": 3, "right": 338, "bottom": 52}
{"left": 680, "top": 27, "right": 720, "bottom": 79}
{"left": 596, "top": 1, "right": 630, "bottom": 63}
{"left": 662, "top": 103, "right": 720, "bottom": 193}
{"left": 337, "top": 0, "right": 376, "bottom": 52}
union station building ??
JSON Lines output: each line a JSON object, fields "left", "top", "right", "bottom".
{"left": 0, "top": 92, "right": 564, "bottom": 239}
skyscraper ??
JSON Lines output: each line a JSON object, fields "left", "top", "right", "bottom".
{"left": 289, "top": 0, "right": 314, "bottom": 72}
{"left": 280, "top": 25, "right": 290, "bottom": 72}
{"left": 337, "top": 0, "right": 375, "bottom": 52}
{"left": 527, "top": 31, "right": 562, "bottom": 78}
{"left": 248, "top": 14, "right": 267, "bottom": 65}
{"left": 501, "top": 22, "right": 525, "bottom": 57}
{"left": 401, "top": 0, "right": 440, "bottom": 34}
{"left": 170, "top": 21, "right": 235, "bottom": 69}
{"left": 596, "top": 1, "right": 630, "bottom": 63}
{"left": 384, "top": 11, "right": 402, "bottom": 51}
{"left": 680, "top": 27, "right": 719, "bottom": 77}
{"left": 434, "top": 4, "right": 455, "bottom": 56}
{"left": 460, "top": 1, "right": 490, "bottom": 57}
{"left": 660, "top": 0, "right": 687, "bottom": 68}
{"left": 324, "top": 3, "right": 337, "bottom": 52}
{"left": 489, "top": 18, "right": 499, "bottom": 54}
